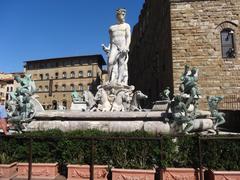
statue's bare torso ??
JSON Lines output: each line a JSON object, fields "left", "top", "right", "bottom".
{"left": 109, "top": 23, "right": 130, "bottom": 50}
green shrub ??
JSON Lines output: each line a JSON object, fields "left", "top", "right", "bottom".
{"left": 0, "top": 130, "right": 239, "bottom": 171}
{"left": 0, "top": 152, "right": 15, "bottom": 164}
{"left": 201, "top": 138, "right": 240, "bottom": 170}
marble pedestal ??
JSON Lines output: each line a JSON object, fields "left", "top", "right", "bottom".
{"left": 70, "top": 102, "right": 87, "bottom": 111}
{"left": 152, "top": 100, "right": 170, "bottom": 111}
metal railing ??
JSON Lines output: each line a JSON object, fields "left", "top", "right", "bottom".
{"left": 0, "top": 134, "right": 240, "bottom": 180}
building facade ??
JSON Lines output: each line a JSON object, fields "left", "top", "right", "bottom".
{"left": 0, "top": 73, "right": 14, "bottom": 103}
{"left": 25, "top": 55, "right": 106, "bottom": 110}
{"left": 129, "top": 0, "right": 240, "bottom": 111}
{"left": 0, "top": 72, "right": 24, "bottom": 104}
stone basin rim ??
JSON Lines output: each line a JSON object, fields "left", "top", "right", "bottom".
{"left": 34, "top": 110, "right": 165, "bottom": 121}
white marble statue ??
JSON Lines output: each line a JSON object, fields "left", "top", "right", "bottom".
{"left": 94, "top": 87, "right": 112, "bottom": 112}
{"left": 102, "top": 8, "right": 131, "bottom": 85}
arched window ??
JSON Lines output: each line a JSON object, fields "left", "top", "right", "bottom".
{"left": 79, "top": 84, "right": 83, "bottom": 91}
{"left": 79, "top": 71, "right": 83, "bottom": 77}
{"left": 45, "top": 73, "right": 49, "bottom": 80}
{"left": 87, "top": 83, "right": 92, "bottom": 91}
{"left": 62, "top": 84, "right": 66, "bottom": 91}
{"left": 87, "top": 70, "right": 92, "bottom": 77}
{"left": 221, "top": 28, "right": 236, "bottom": 58}
{"left": 62, "top": 100, "right": 67, "bottom": 109}
{"left": 38, "top": 86, "right": 42, "bottom": 91}
{"left": 62, "top": 72, "right": 67, "bottom": 79}
{"left": 70, "top": 84, "right": 75, "bottom": 90}
{"left": 52, "top": 100, "right": 57, "bottom": 110}
{"left": 55, "top": 72, "right": 59, "bottom": 79}
{"left": 45, "top": 85, "right": 49, "bottom": 91}
{"left": 70, "top": 71, "right": 75, "bottom": 78}
{"left": 55, "top": 85, "right": 58, "bottom": 91}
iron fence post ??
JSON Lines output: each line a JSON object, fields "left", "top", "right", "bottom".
{"left": 198, "top": 136, "right": 203, "bottom": 180}
{"left": 160, "top": 136, "right": 163, "bottom": 165}
{"left": 159, "top": 136, "right": 163, "bottom": 180}
{"left": 28, "top": 138, "right": 33, "bottom": 180}
{"left": 90, "top": 138, "right": 95, "bottom": 180}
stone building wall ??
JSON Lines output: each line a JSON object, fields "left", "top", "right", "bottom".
{"left": 171, "top": 0, "right": 240, "bottom": 109}
{"left": 129, "top": 0, "right": 173, "bottom": 105}
{"left": 129, "top": 0, "right": 240, "bottom": 110}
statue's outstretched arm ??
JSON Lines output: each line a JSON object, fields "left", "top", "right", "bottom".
{"left": 101, "top": 44, "right": 110, "bottom": 55}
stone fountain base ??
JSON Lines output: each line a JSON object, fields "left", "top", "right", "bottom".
{"left": 26, "top": 110, "right": 214, "bottom": 134}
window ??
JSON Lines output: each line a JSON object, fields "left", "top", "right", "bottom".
{"left": 87, "top": 70, "right": 92, "bottom": 77}
{"left": 221, "top": 29, "right": 236, "bottom": 58}
{"left": 52, "top": 100, "right": 57, "bottom": 110}
{"left": 38, "top": 86, "right": 42, "bottom": 91}
{"left": 40, "top": 74, "right": 43, "bottom": 80}
{"left": 45, "top": 85, "right": 49, "bottom": 91}
{"left": 62, "top": 72, "right": 67, "bottom": 79}
{"left": 79, "top": 84, "right": 83, "bottom": 91}
{"left": 62, "top": 84, "right": 66, "bottom": 91}
{"left": 45, "top": 73, "right": 49, "bottom": 80}
{"left": 55, "top": 85, "right": 58, "bottom": 91}
{"left": 70, "top": 84, "right": 75, "bottom": 90}
{"left": 70, "top": 71, "right": 75, "bottom": 78}
{"left": 62, "top": 100, "right": 67, "bottom": 109}
{"left": 87, "top": 83, "right": 91, "bottom": 91}
{"left": 55, "top": 72, "right": 59, "bottom": 79}
{"left": 79, "top": 71, "right": 83, "bottom": 77}
{"left": 7, "top": 87, "right": 9, "bottom": 92}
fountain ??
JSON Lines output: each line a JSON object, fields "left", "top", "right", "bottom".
{"left": 6, "top": 8, "right": 226, "bottom": 135}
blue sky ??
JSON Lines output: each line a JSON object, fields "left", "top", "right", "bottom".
{"left": 0, "top": 0, "right": 144, "bottom": 73}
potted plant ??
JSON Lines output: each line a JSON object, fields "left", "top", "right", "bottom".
{"left": 205, "top": 169, "right": 240, "bottom": 180}
{"left": 109, "top": 137, "right": 158, "bottom": 180}
{"left": 0, "top": 152, "right": 17, "bottom": 180}
{"left": 11, "top": 135, "right": 60, "bottom": 179}
{"left": 66, "top": 150, "right": 108, "bottom": 180}
{"left": 17, "top": 162, "right": 59, "bottom": 180}
{"left": 160, "top": 168, "right": 202, "bottom": 180}
{"left": 67, "top": 164, "right": 108, "bottom": 180}
{"left": 111, "top": 168, "right": 156, "bottom": 180}
{"left": 58, "top": 137, "right": 108, "bottom": 180}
